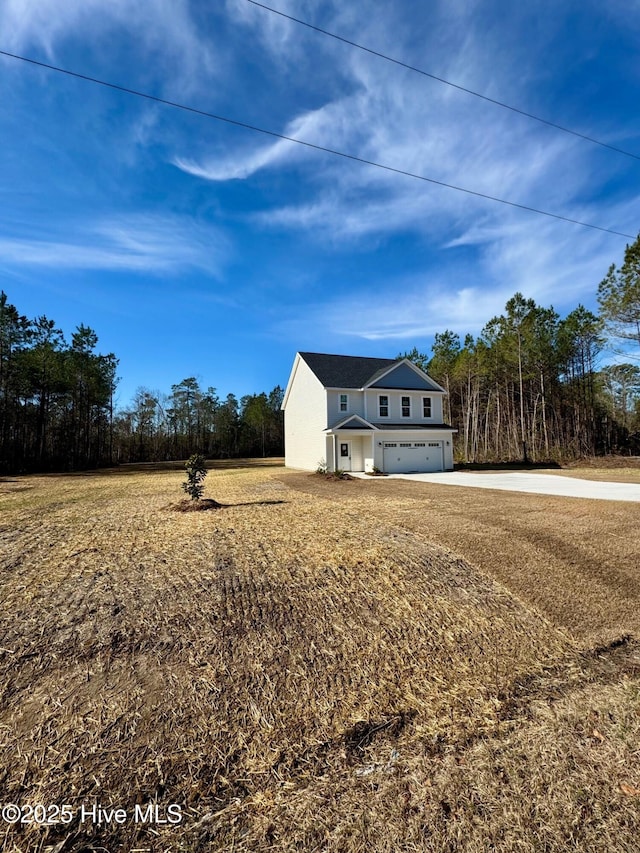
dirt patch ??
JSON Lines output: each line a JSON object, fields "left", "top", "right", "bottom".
{"left": 566, "top": 455, "right": 640, "bottom": 469}
{"left": 455, "top": 460, "right": 562, "bottom": 470}
{"left": 538, "top": 466, "right": 640, "bottom": 484}
{"left": 320, "top": 472, "right": 354, "bottom": 481}
{"left": 173, "top": 498, "right": 223, "bottom": 511}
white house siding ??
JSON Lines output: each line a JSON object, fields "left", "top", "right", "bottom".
{"left": 363, "top": 390, "right": 444, "bottom": 424}
{"left": 326, "top": 434, "right": 335, "bottom": 471}
{"left": 284, "top": 357, "right": 328, "bottom": 470}
{"left": 326, "top": 390, "right": 365, "bottom": 424}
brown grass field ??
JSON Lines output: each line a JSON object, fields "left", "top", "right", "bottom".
{"left": 1, "top": 461, "right": 639, "bottom": 852}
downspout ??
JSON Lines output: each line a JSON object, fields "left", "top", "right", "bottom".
{"left": 334, "top": 433, "right": 338, "bottom": 473}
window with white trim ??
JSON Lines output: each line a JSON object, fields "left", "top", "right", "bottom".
{"left": 339, "top": 393, "right": 348, "bottom": 413}
{"left": 401, "top": 396, "right": 411, "bottom": 417}
{"left": 379, "top": 395, "right": 389, "bottom": 417}
{"left": 423, "top": 397, "right": 432, "bottom": 418}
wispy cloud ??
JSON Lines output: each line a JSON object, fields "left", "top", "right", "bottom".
{"left": 332, "top": 286, "right": 506, "bottom": 341}
{"left": 225, "top": 0, "right": 332, "bottom": 66}
{"left": 0, "top": 0, "right": 217, "bottom": 94}
{"left": 178, "top": 2, "right": 629, "bottom": 251}
{"left": 173, "top": 114, "right": 315, "bottom": 182}
{"left": 275, "top": 278, "right": 508, "bottom": 344}
{"left": 174, "top": 0, "right": 639, "bottom": 350}
{"left": 275, "top": 210, "right": 632, "bottom": 344}
{"left": 173, "top": 99, "right": 363, "bottom": 182}
{"left": 0, "top": 214, "right": 228, "bottom": 275}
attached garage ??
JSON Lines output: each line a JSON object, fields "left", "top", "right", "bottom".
{"left": 284, "top": 352, "right": 456, "bottom": 473}
{"left": 383, "top": 440, "right": 444, "bottom": 473}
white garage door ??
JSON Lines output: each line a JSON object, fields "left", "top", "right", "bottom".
{"left": 383, "top": 441, "right": 443, "bottom": 473}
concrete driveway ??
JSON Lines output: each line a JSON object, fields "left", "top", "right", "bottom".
{"left": 353, "top": 471, "right": 640, "bottom": 502}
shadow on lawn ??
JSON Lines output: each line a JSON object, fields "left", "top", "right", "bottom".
{"left": 173, "top": 498, "right": 287, "bottom": 512}
{"left": 222, "top": 499, "right": 287, "bottom": 507}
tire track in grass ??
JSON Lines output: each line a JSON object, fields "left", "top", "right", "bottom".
{"left": 7, "top": 467, "right": 630, "bottom": 852}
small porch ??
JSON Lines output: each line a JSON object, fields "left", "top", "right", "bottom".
{"left": 326, "top": 431, "right": 376, "bottom": 473}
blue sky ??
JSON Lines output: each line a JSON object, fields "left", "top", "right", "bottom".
{"left": 1, "top": 0, "right": 639, "bottom": 407}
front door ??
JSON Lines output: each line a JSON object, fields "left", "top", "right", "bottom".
{"left": 339, "top": 440, "right": 352, "bottom": 471}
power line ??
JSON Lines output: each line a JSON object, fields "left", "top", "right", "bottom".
{"left": 0, "top": 49, "right": 634, "bottom": 240}
{"left": 244, "top": 0, "right": 640, "bottom": 164}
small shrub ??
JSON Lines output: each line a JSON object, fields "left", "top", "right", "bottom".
{"left": 316, "top": 458, "right": 328, "bottom": 475}
{"left": 182, "top": 454, "right": 208, "bottom": 501}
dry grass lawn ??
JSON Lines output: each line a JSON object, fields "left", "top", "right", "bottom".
{"left": 457, "top": 456, "right": 640, "bottom": 484}
{"left": 541, "top": 467, "right": 640, "bottom": 484}
{"left": 1, "top": 463, "right": 639, "bottom": 852}
{"left": 291, "top": 471, "right": 640, "bottom": 646}
{"left": 525, "top": 457, "right": 640, "bottom": 484}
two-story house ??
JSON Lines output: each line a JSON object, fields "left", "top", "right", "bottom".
{"left": 282, "top": 352, "right": 456, "bottom": 473}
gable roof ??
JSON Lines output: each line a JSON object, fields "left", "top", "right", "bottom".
{"left": 298, "top": 352, "right": 398, "bottom": 389}
{"left": 327, "top": 414, "right": 377, "bottom": 431}
{"left": 298, "top": 352, "right": 445, "bottom": 393}
{"left": 366, "top": 361, "right": 443, "bottom": 391}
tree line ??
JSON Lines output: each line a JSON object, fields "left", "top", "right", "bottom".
{"left": 0, "top": 293, "right": 118, "bottom": 473}
{"left": 402, "top": 235, "right": 640, "bottom": 462}
{"left": 2, "top": 234, "right": 638, "bottom": 472}
{"left": 114, "top": 380, "right": 284, "bottom": 464}
{"left": 0, "top": 291, "right": 283, "bottom": 473}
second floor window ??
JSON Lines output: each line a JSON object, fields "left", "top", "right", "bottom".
{"left": 340, "top": 394, "right": 348, "bottom": 412}
{"left": 423, "top": 397, "right": 432, "bottom": 418}
{"left": 379, "top": 395, "right": 389, "bottom": 417}
{"left": 401, "top": 396, "right": 411, "bottom": 417}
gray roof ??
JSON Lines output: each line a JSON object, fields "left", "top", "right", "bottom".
{"left": 371, "top": 423, "right": 454, "bottom": 430}
{"left": 299, "top": 352, "right": 400, "bottom": 388}
{"left": 328, "top": 415, "right": 375, "bottom": 430}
